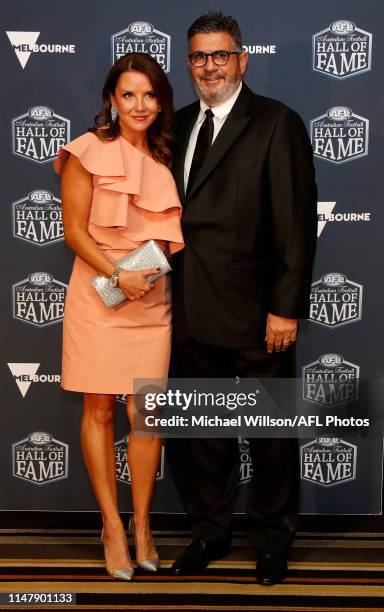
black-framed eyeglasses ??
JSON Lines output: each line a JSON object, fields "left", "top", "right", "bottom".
{"left": 188, "top": 50, "right": 241, "bottom": 67}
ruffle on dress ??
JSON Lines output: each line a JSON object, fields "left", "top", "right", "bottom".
{"left": 54, "top": 132, "right": 184, "bottom": 254}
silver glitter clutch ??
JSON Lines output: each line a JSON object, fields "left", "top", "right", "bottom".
{"left": 91, "top": 240, "right": 171, "bottom": 309}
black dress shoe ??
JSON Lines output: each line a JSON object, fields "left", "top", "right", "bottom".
{"left": 256, "top": 549, "right": 288, "bottom": 585}
{"left": 172, "top": 539, "right": 230, "bottom": 575}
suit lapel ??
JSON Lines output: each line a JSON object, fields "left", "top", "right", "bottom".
{"left": 173, "top": 103, "right": 199, "bottom": 203}
{"left": 186, "top": 84, "right": 254, "bottom": 201}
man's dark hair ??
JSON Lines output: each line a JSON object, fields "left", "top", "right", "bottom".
{"left": 187, "top": 12, "right": 243, "bottom": 51}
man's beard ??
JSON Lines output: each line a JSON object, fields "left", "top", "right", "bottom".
{"left": 193, "top": 71, "right": 240, "bottom": 105}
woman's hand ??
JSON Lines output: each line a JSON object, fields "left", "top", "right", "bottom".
{"left": 118, "top": 269, "right": 159, "bottom": 301}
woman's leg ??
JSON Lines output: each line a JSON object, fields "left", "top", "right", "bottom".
{"left": 82, "top": 393, "right": 133, "bottom": 571}
{"left": 126, "top": 395, "right": 162, "bottom": 561}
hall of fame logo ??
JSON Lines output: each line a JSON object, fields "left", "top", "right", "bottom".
{"left": 12, "top": 431, "right": 68, "bottom": 485}
{"left": 12, "top": 272, "right": 67, "bottom": 327}
{"left": 12, "top": 190, "right": 63, "bottom": 246}
{"left": 238, "top": 437, "right": 253, "bottom": 484}
{"left": 303, "top": 354, "right": 359, "bottom": 406}
{"left": 114, "top": 434, "right": 164, "bottom": 484}
{"left": 313, "top": 21, "right": 372, "bottom": 79}
{"left": 301, "top": 437, "right": 357, "bottom": 486}
{"left": 309, "top": 273, "right": 362, "bottom": 328}
{"left": 7, "top": 363, "right": 60, "bottom": 398}
{"left": 12, "top": 106, "right": 70, "bottom": 164}
{"left": 311, "top": 106, "right": 369, "bottom": 164}
{"left": 111, "top": 22, "right": 170, "bottom": 71}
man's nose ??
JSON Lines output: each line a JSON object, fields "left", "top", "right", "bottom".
{"left": 205, "top": 55, "right": 217, "bottom": 70}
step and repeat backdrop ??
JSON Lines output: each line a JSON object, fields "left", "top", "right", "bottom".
{"left": 1, "top": 0, "right": 383, "bottom": 516}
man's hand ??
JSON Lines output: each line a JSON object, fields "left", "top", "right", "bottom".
{"left": 265, "top": 313, "right": 298, "bottom": 353}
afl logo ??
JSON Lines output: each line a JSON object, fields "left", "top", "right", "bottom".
{"left": 322, "top": 273, "right": 346, "bottom": 286}
{"left": 302, "top": 353, "right": 359, "bottom": 406}
{"left": 12, "top": 106, "right": 70, "bottom": 164}
{"left": 330, "top": 20, "right": 355, "bottom": 34}
{"left": 128, "top": 22, "right": 153, "bottom": 36}
{"left": 13, "top": 272, "right": 67, "bottom": 327}
{"left": 312, "top": 20, "right": 372, "bottom": 80}
{"left": 13, "top": 432, "right": 69, "bottom": 485}
{"left": 311, "top": 106, "right": 369, "bottom": 164}
{"left": 111, "top": 22, "right": 171, "bottom": 71}
{"left": 319, "top": 354, "right": 343, "bottom": 367}
{"left": 301, "top": 438, "right": 357, "bottom": 487}
{"left": 309, "top": 273, "right": 363, "bottom": 328}
{"left": 327, "top": 106, "right": 352, "bottom": 120}
{"left": 318, "top": 437, "right": 340, "bottom": 446}
{"left": 28, "top": 106, "right": 53, "bottom": 120}
{"left": 28, "top": 189, "right": 53, "bottom": 204}
{"left": 13, "top": 190, "right": 63, "bottom": 246}
{"left": 28, "top": 272, "right": 53, "bottom": 285}
{"left": 29, "top": 431, "right": 52, "bottom": 445}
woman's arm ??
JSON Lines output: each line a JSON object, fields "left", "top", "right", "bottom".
{"left": 62, "top": 153, "right": 115, "bottom": 276}
{"left": 61, "top": 153, "right": 157, "bottom": 300}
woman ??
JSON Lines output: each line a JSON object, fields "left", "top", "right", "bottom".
{"left": 54, "top": 53, "right": 184, "bottom": 580}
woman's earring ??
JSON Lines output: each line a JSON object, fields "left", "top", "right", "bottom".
{"left": 111, "top": 106, "right": 118, "bottom": 121}
{"left": 158, "top": 106, "right": 162, "bottom": 113}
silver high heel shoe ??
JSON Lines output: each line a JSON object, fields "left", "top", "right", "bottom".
{"left": 101, "top": 527, "right": 134, "bottom": 580}
{"left": 129, "top": 516, "right": 160, "bottom": 572}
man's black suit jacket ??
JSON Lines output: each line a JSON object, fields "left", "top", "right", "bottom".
{"left": 172, "top": 83, "right": 317, "bottom": 349}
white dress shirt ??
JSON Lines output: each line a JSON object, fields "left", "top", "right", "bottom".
{"left": 184, "top": 82, "right": 243, "bottom": 194}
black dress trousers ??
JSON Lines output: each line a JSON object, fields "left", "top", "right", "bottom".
{"left": 175, "top": 337, "right": 299, "bottom": 554}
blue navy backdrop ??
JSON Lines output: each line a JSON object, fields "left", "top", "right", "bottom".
{"left": 1, "top": 0, "right": 383, "bottom": 515}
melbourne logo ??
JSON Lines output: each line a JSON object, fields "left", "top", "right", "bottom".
{"left": 6, "top": 31, "right": 75, "bottom": 69}
{"left": 303, "top": 354, "right": 359, "bottom": 406}
{"left": 313, "top": 21, "right": 372, "bottom": 79}
{"left": 111, "top": 22, "right": 170, "bottom": 71}
{"left": 317, "top": 202, "right": 336, "bottom": 236}
{"left": 12, "top": 272, "right": 67, "bottom": 327}
{"left": 12, "top": 190, "right": 63, "bottom": 246}
{"left": 12, "top": 431, "right": 68, "bottom": 485}
{"left": 7, "top": 363, "right": 60, "bottom": 398}
{"left": 114, "top": 435, "right": 164, "bottom": 484}
{"left": 12, "top": 106, "right": 70, "bottom": 164}
{"left": 309, "top": 273, "right": 362, "bottom": 328}
{"left": 301, "top": 437, "right": 357, "bottom": 486}
{"left": 238, "top": 437, "right": 253, "bottom": 484}
{"left": 311, "top": 106, "right": 369, "bottom": 164}
{"left": 242, "top": 44, "right": 277, "bottom": 54}
{"left": 317, "top": 201, "right": 371, "bottom": 237}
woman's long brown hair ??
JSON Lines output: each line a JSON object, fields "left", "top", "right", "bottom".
{"left": 89, "top": 53, "right": 174, "bottom": 167}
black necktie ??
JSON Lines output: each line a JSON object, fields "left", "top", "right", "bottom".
{"left": 186, "top": 109, "right": 214, "bottom": 197}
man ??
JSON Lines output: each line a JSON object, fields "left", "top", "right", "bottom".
{"left": 171, "top": 12, "right": 317, "bottom": 584}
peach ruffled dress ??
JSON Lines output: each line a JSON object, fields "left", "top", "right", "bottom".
{"left": 54, "top": 132, "right": 184, "bottom": 394}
